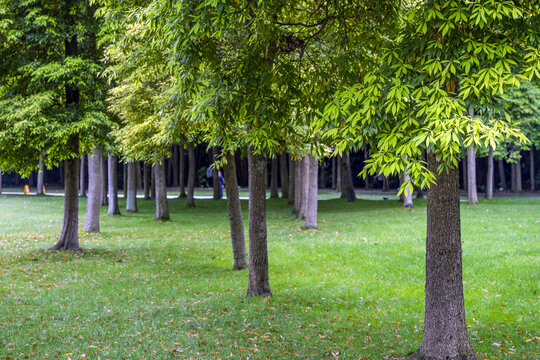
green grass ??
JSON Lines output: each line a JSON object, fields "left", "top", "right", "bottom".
{"left": 0, "top": 194, "right": 538, "bottom": 359}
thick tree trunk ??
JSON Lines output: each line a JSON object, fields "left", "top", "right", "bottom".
{"left": 223, "top": 153, "right": 248, "bottom": 270}
{"left": 246, "top": 147, "right": 271, "bottom": 297}
{"left": 79, "top": 154, "right": 86, "bottom": 197}
{"left": 293, "top": 159, "right": 301, "bottom": 215}
{"left": 485, "top": 147, "right": 494, "bottom": 200}
{"left": 304, "top": 156, "right": 318, "bottom": 228}
{"left": 336, "top": 156, "right": 342, "bottom": 193}
{"left": 154, "top": 162, "right": 170, "bottom": 221}
{"left": 331, "top": 156, "right": 337, "bottom": 190}
{"left": 186, "top": 143, "right": 196, "bottom": 208}
{"left": 270, "top": 156, "right": 279, "bottom": 199}
{"left": 341, "top": 153, "right": 356, "bottom": 202}
{"left": 100, "top": 153, "right": 108, "bottom": 206}
{"left": 530, "top": 145, "right": 535, "bottom": 192}
{"left": 172, "top": 146, "right": 179, "bottom": 187}
{"left": 467, "top": 145, "right": 478, "bottom": 205}
{"left": 126, "top": 161, "right": 138, "bottom": 212}
{"left": 298, "top": 157, "right": 309, "bottom": 219}
{"left": 49, "top": 151, "right": 80, "bottom": 250}
{"left": 179, "top": 145, "right": 186, "bottom": 198}
{"left": 516, "top": 157, "right": 522, "bottom": 192}
{"left": 107, "top": 154, "right": 121, "bottom": 216}
{"left": 143, "top": 163, "right": 150, "bottom": 200}
{"left": 497, "top": 159, "right": 506, "bottom": 190}
{"left": 403, "top": 169, "right": 413, "bottom": 208}
{"left": 409, "top": 153, "right": 476, "bottom": 360}
{"left": 280, "top": 154, "right": 289, "bottom": 198}
{"left": 36, "top": 156, "right": 45, "bottom": 195}
{"left": 84, "top": 149, "right": 101, "bottom": 232}
{"left": 288, "top": 156, "right": 295, "bottom": 204}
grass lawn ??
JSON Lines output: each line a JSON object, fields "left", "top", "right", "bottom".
{"left": 0, "top": 193, "right": 538, "bottom": 359}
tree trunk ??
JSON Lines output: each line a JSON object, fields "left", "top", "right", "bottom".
{"left": 293, "top": 159, "right": 301, "bottom": 215}
{"left": 79, "top": 154, "right": 86, "bottom": 197}
{"left": 530, "top": 145, "right": 535, "bottom": 192}
{"left": 485, "top": 147, "right": 494, "bottom": 200}
{"left": 246, "top": 147, "right": 271, "bottom": 297}
{"left": 269, "top": 156, "right": 279, "bottom": 199}
{"left": 150, "top": 163, "right": 155, "bottom": 199}
{"left": 497, "top": 159, "right": 506, "bottom": 190}
{"left": 212, "top": 147, "right": 220, "bottom": 200}
{"left": 467, "top": 145, "right": 478, "bottom": 205}
{"left": 143, "top": 163, "right": 150, "bottom": 200}
{"left": 331, "top": 156, "right": 337, "bottom": 190}
{"left": 382, "top": 176, "right": 390, "bottom": 192}
{"left": 298, "top": 156, "right": 309, "bottom": 219}
{"left": 107, "top": 154, "right": 121, "bottom": 216}
{"left": 511, "top": 162, "right": 517, "bottom": 192}
{"left": 288, "top": 155, "right": 295, "bottom": 204}
{"left": 186, "top": 142, "right": 196, "bottom": 208}
{"left": 126, "top": 161, "right": 138, "bottom": 212}
{"left": 154, "top": 161, "right": 170, "bottom": 221}
{"left": 36, "top": 156, "right": 45, "bottom": 195}
{"left": 100, "top": 153, "right": 108, "bottom": 206}
{"left": 223, "top": 153, "right": 248, "bottom": 270}
{"left": 280, "top": 154, "right": 289, "bottom": 198}
{"left": 135, "top": 161, "right": 142, "bottom": 191}
{"left": 336, "top": 156, "right": 342, "bottom": 193}
{"left": 179, "top": 145, "right": 186, "bottom": 198}
{"left": 341, "top": 153, "right": 356, "bottom": 202}
{"left": 304, "top": 155, "right": 318, "bottom": 228}
{"left": 403, "top": 169, "right": 413, "bottom": 208}
{"left": 123, "top": 162, "right": 127, "bottom": 198}
{"left": 172, "top": 145, "right": 179, "bottom": 187}
{"left": 516, "top": 156, "right": 522, "bottom": 192}
{"left": 409, "top": 153, "right": 476, "bottom": 360}
{"left": 49, "top": 147, "right": 80, "bottom": 250}
{"left": 84, "top": 149, "right": 101, "bottom": 232}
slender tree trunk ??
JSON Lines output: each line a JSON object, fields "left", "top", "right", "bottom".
{"left": 403, "top": 169, "right": 413, "bottom": 208}
{"left": 409, "top": 153, "right": 476, "bottom": 360}
{"left": 516, "top": 156, "right": 522, "bottom": 192}
{"left": 107, "top": 154, "right": 121, "bottom": 216}
{"left": 485, "top": 147, "right": 494, "bottom": 200}
{"left": 530, "top": 145, "right": 535, "bottom": 192}
{"left": 79, "top": 154, "right": 86, "bottom": 197}
{"left": 143, "top": 163, "right": 150, "bottom": 200}
{"left": 179, "top": 145, "right": 186, "bottom": 198}
{"left": 212, "top": 147, "right": 220, "bottom": 200}
{"left": 288, "top": 156, "right": 295, "bottom": 204}
{"left": 293, "top": 159, "right": 301, "bottom": 215}
{"left": 246, "top": 147, "right": 271, "bottom": 297}
{"left": 126, "top": 161, "right": 138, "bottom": 212}
{"left": 280, "top": 154, "right": 289, "bottom": 198}
{"left": 172, "top": 146, "right": 179, "bottom": 187}
{"left": 223, "top": 153, "right": 248, "bottom": 270}
{"left": 298, "top": 157, "right": 310, "bottom": 219}
{"left": 382, "top": 176, "right": 390, "bottom": 192}
{"left": 186, "top": 143, "right": 196, "bottom": 208}
{"left": 270, "top": 156, "right": 279, "bottom": 199}
{"left": 319, "top": 159, "right": 326, "bottom": 189}
{"left": 336, "top": 156, "right": 342, "bottom": 193}
{"left": 467, "top": 145, "right": 478, "bottom": 205}
{"left": 150, "top": 164, "right": 155, "bottom": 199}
{"left": 511, "top": 162, "right": 517, "bottom": 192}
{"left": 100, "top": 153, "right": 108, "bottom": 206}
{"left": 304, "top": 156, "right": 318, "bottom": 228}
{"left": 36, "top": 156, "right": 45, "bottom": 195}
{"left": 341, "top": 153, "right": 356, "bottom": 202}
{"left": 154, "top": 162, "right": 170, "bottom": 221}
{"left": 331, "top": 156, "right": 337, "bottom": 190}
{"left": 462, "top": 158, "right": 467, "bottom": 192}
{"left": 497, "top": 159, "right": 506, "bottom": 190}
{"left": 84, "top": 149, "right": 101, "bottom": 232}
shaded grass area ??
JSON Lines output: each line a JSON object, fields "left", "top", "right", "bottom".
{"left": 0, "top": 194, "right": 538, "bottom": 359}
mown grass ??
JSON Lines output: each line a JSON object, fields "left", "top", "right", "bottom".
{"left": 0, "top": 192, "right": 538, "bottom": 359}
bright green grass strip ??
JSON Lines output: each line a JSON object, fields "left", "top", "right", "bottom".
{"left": 0, "top": 194, "right": 538, "bottom": 359}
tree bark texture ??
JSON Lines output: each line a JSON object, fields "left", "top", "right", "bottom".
{"left": 213, "top": 147, "right": 220, "bottom": 200}
{"left": 179, "top": 145, "right": 186, "bottom": 198}
{"left": 270, "top": 156, "right": 279, "bottom": 199}
{"left": 79, "top": 154, "right": 86, "bottom": 197}
{"left": 530, "top": 145, "right": 535, "bottom": 192}
{"left": 485, "top": 147, "right": 494, "bottom": 200}
{"left": 126, "top": 161, "right": 138, "bottom": 212}
{"left": 280, "top": 154, "right": 289, "bottom": 198}
{"left": 223, "top": 153, "right": 248, "bottom": 270}
{"left": 341, "top": 153, "right": 356, "bottom": 202}
{"left": 107, "top": 154, "right": 121, "bottom": 216}
{"left": 467, "top": 145, "right": 478, "bottom": 205}
{"left": 100, "top": 153, "right": 108, "bottom": 206}
{"left": 186, "top": 143, "right": 196, "bottom": 208}
{"left": 516, "top": 157, "right": 522, "bottom": 192}
{"left": 246, "top": 147, "right": 271, "bottom": 297}
{"left": 143, "top": 163, "right": 150, "bottom": 200}
{"left": 288, "top": 156, "right": 295, "bottom": 204}
{"left": 84, "top": 149, "right": 101, "bottom": 232}
{"left": 497, "top": 159, "right": 506, "bottom": 190}
{"left": 409, "top": 153, "right": 477, "bottom": 360}
{"left": 293, "top": 159, "right": 301, "bottom": 215}
{"left": 298, "top": 157, "right": 310, "bottom": 219}
{"left": 304, "top": 156, "right": 318, "bottom": 228}
{"left": 154, "top": 162, "right": 170, "bottom": 221}
{"left": 36, "top": 156, "right": 45, "bottom": 195}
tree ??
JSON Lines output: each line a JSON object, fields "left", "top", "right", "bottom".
{"left": 107, "top": 154, "right": 121, "bottom": 215}
{"left": 84, "top": 149, "right": 102, "bottom": 232}
{"left": 153, "top": 161, "right": 170, "bottom": 221}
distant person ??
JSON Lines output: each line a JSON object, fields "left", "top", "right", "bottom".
{"left": 218, "top": 171, "right": 225, "bottom": 199}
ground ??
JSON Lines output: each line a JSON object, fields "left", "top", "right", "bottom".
{"left": 0, "top": 191, "right": 538, "bottom": 359}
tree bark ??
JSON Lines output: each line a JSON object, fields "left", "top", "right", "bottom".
{"left": 123, "top": 162, "right": 127, "bottom": 198}
{"left": 84, "top": 149, "right": 101, "bottom": 232}
{"left": 179, "top": 145, "right": 186, "bottom": 198}
{"left": 126, "top": 161, "right": 138, "bottom": 212}
{"left": 150, "top": 163, "right": 155, "bottom": 199}
{"left": 79, "top": 154, "right": 86, "bottom": 197}
{"left": 280, "top": 154, "right": 289, "bottom": 198}
{"left": 154, "top": 162, "right": 170, "bottom": 221}
{"left": 293, "top": 159, "right": 301, "bottom": 215}
{"left": 516, "top": 156, "right": 522, "bottom": 192}
{"left": 341, "top": 153, "right": 356, "bottom": 202}
{"left": 304, "top": 155, "right": 318, "bottom": 228}
{"left": 36, "top": 156, "right": 45, "bottom": 195}
{"left": 246, "top": 147, "right": 271, "bottom": 297}
{"left": 143, "top": 163, "right": 150, "bottom": 200}
{"left": 107, "top": 154, "right": 121, "bottom": 216}
{"left": 270, "top": 156, "right": 279, "bottom": 199}
{"left": 100, "top": 153, "right": 108, "bottom": 206}
{"left": 511, "top": 162, "right": 517, "bottom": 192}
{"left": 408, "top": 153, "right": 477, "bottom": 360}
{"left": 298, "top": 156, "right": 310, "bottom": 219}
{"left": 288, "top": 155, "right": 295, "bottom": 204}
{"left": 403, "top": 169, "right": 413, "bottom": 208}
{"left": 497, "top": 159, "right": 506, "bottom": 190}
{"left": 223, "top": 153, "right": 248, "bottom": 270}
{"left": 186, "top": 142, "right": 196, "bottom": 207}
{"left": 530, "top": 145, "right": 535, "bottom": 192}
{"left": 213, "top": 147, "right": 220, "bottom": 200}
{"left": 49, "top": 147, "right": 80, "bottom": 250}
{"left": 485, "top": 147, "right": 494, "bottom": 200}
{"left": 467, "top": 145, "right": 478, "bottom": 205}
